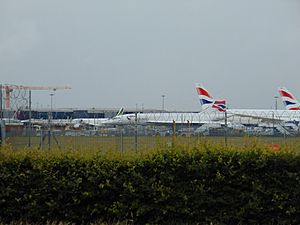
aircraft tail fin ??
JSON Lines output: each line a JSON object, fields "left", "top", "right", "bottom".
{"left": 195, "top": 84, "right": 214, "bottom": 109}
{"left": 116, "top": 107, "right": 125, "bottom": 116}
{"left": 195, "top": 84, "right": 226, "bottom": 112}
{"left": 212, "top": 100, "right": 227, "bottom": 112}
{"left": 278, "top": 87, "right": 300, "bottom": 110}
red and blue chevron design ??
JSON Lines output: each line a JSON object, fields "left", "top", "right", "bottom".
{"left": 278, "top": 87, "right": 300, "bottom": 110}
{"left": 196, "top": 84, "right": 226, "bottom": 112}
{"left": 213, "top": 100, "right": 227, "bottom": 112}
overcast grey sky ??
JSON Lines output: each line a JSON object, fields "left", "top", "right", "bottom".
{"left": 1, "top": 0, "right": 300, "bottom": 111}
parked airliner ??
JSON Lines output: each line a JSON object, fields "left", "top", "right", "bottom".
{"left": 100, "top": 86, "right": 227, "bottom": 126}
{"left": 224, "top": 86, "right": 300, "bottom": 124}
{"left": 71, "top": 107, "right": 125, "bottom": 128}
{"left": 196, "top": 85, "right": 300, "bottom": 135}
{"left": 101, "top": 85, "right": 300, "bottom": 135}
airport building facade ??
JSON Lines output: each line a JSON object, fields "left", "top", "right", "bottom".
{"left": 12, "top": 108, "right": 115, "bottom": 120}
{"left": 7, "top": 108, "right": 160, "bottom": 120}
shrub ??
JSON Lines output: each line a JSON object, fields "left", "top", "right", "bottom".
{"left": 0, "top": 147, "right": 300, "bottom": 224}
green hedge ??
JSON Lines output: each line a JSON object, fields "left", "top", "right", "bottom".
{"left": 1, "top": 148, "right": 300, "bottom": 224}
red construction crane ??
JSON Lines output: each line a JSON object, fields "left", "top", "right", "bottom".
{"left": 1, "top": 84, "right": 71, "bottom": 110}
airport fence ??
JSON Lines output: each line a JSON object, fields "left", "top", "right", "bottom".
{"left": 2, "top": 123, "right": 300, "bottom": 152}
{"left": 3, "top": 125, "right": 174, "bottom": 151}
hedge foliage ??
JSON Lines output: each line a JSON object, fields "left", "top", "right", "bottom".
{"left": 0, "top": 146, "right": 300, "bottom": 224}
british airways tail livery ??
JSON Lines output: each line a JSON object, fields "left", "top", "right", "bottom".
{"left": 97, "top": 84, "right": 300, "bottom": 131}
{"left": 212, "top": 100, "right": 227, "bottom": 112}
{"left": 195, "top": 84, "right": 226, "bottom": 112}
{"left": 278, "top": 87, "right": 300, "bottom": 110}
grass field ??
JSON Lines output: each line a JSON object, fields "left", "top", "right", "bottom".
{"left": 4, "top": 134, "right": 300, "bottom": 154}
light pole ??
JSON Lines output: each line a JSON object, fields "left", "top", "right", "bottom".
{"left": 135, "top": 103, "right": 138, "bottom": 152}
{"left": 0, "top": 84, "right": 4, "bottom": 146}
{"left": 50, "top": 93, "right": 54, "bottom": 120}
{"left": 28, "top": 90, "right": 32, "bottom": 147}
{"left": 161, "top": 95, "right": 165, "bottom": 111}
{"left": 93, "top": 107, "right": 96, "bottom": 128}
{"left": 274, "top": 96, "right": 278, "bottom": 110}
{"left": 224, "top": 110, "right": 228, "bottom": 146}
{"left": 0, "top": 84, "right": 2, "bottom": 120}
{"left": 48, "top": 93, "right": 54, "bottom": 149}
{"left": 273, "top": 96, "right": 279, "bottom": 137}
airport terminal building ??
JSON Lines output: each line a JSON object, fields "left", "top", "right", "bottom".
{"left": 12, "top": 108, "right": 160, "bottom": 120}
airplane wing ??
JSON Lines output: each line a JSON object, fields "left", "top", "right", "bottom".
{"left": 145, "top": 119, "right": 226, "bottom": 125}
{"left": 228, "top": 112, "right": 284, "bottom": 124}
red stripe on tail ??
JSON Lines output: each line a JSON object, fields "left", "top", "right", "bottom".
{"left": 279, "top": 90, "right": 294, "bottom": 99}
{"left": 196, "top": 87, "right": 213, "bottom": 98}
